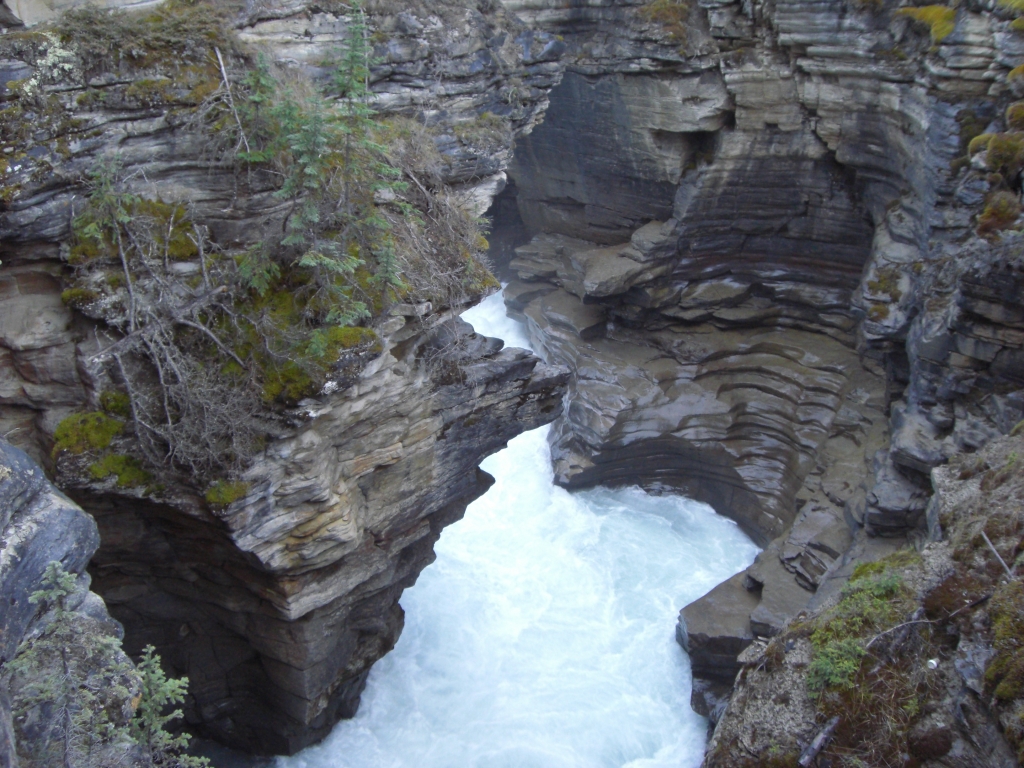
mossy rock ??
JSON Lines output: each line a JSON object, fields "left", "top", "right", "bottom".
{"left": 867, "top": 302, "right": 890, "bottom": 322}
{"left": 968, "top": 133, "right": 994, "bottom": 155}
{"left": 986, "top": 580, "right": 1024, "bottom": 701}
{"left": 261, "top": 359, "right": 317, "bottom": 404}
{"left": 205, "top": 480, "right": 249, "bottom": 507}
{"left": 88, "top": 453, "right": 152, "bottom": 488}
{"left": 1008, "top": 102, "right": 1024, "bottom": 132}
{"left": 978, "top": 190, "right": 1021, "bottom": 236}
{"left": 639, "top": 0, "right": 691, "bottom": 44}
{"left": 52, "top": 412, "right": 123, "bottom": 456}
{"left": 60, "top": 287, "right": 99, "bottom": 308}
{"left": 896, "top": 5, "right": 956, "bottom": 43}
{"left": 99, "top": 390, "right": 132, "bottom": 418}
{"left": 850, "top": 548, "right": 922, "bottom": 582}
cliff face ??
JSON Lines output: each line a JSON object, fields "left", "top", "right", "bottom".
{"left": 493, "top": 0, "right": 1024, "bottom": 743}
{"left": 0, "top": 0, "right": 568, "bottom": 755}
{"left": 4, "top": 0, "right": 1024, "bottom": 760}
{"left": 0, "top": 439, "right": 137, "bottom": 768}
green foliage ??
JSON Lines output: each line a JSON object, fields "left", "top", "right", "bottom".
{"left": 806, "top": 571, "right": 909, "bottom": 694}
{"left": 231, "top": 6, "right": 405, "bottom": 327}
{"left": 29, "top": 560, "right": 78, "bottom": 612}
{"left": 88, "top": 454, "right": 152, "bottom": 488}
{"left": 10, "top": 563, "right": 208, "bottom": 768}
{"left": 986, "top": 580, "right": 1024, "bottom": 701}
{"left": 236, "top": 246, "right": 281, "bottom": 296}
{"left": 54, "top": 0, "right": 233, "bottom": 79}
{"left": 896, "top": 5, "right": 957, "bottom": 43}
{"left": 807, "top": 637, "right": 866, "bottom": 691}
{"left": 132, "top": 646, "right": 209, "bottom": 768}
{"left": 48, "top": 0, "right": 495, "bottom": 480}
{"left": 52, "top": 411, "right": 123, "bottom": 456}
{"left": 10, "top": 562, "right": 140, "bottom": 768}
{"left": 204, "top": 480, "right": 249, "bottom": 506}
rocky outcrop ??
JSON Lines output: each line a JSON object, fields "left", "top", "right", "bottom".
{"left": 0, "top": 439, "right": 133, "bottom": 768}
{"left": 0, "top": 0, "right": 569, "bottom": 755}
{"left": 495, "top": 0, "right": 1024, "bottom": 733}
{"left": 703, "top": 431, "right": 1024, "bottom": 766}
{"left": 76, "top": 325, "right": 567, "bottom": 755}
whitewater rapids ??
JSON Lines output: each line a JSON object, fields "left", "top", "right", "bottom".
{"left": 276, "top": 291, "right": 759, "bottom": 768}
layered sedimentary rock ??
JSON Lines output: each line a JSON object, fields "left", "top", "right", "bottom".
{"left": 79, "top": 322, "right": 567, "bottom": 754}
{"left": 496, "top": 0, "right": 1024, "bottom": 732}
{"left": 0, "top": 0, "right": 569, "bottom": 755}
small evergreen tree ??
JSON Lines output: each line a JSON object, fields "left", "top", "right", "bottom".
{"left": 6, "top": 562, "right": 208, "bottom": 768}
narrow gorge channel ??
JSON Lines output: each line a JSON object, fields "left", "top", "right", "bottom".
{"left": 276, "top": 292, "right": 759, "bottom": 768}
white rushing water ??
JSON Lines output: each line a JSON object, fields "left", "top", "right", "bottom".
{"left": 277, "top": 292, "right": 760, "bottom": 768}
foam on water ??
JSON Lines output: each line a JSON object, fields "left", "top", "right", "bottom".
{"left": 276, "top": 292, "right": 760, "bottom": 768}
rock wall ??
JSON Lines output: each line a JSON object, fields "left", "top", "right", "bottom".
{"left": 496, "top": 0, "right": 1024, "bottom": 736}
{"left": 0, "top": 0, "right": 569, "bottom": 755}
{"left": 0, "top": 439, "right": 134, "bottom": 768}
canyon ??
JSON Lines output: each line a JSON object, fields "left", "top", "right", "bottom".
{"left": 1, "top": 0, "right": 1024, "bottom": 765}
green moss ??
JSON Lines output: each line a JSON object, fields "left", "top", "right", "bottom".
{"left": 896, "top": 5, "right": 957, "bottom": 43}
{"left": 261, "top": 360, "right": 317, "bottom": 403}
{"left": 99, "top": 390, "right": 132, "bottom": 418}
{"left": 867, "top": 303, "right": 890, "bottom": 322}
{"left": 986, "top": 132, "right": 1024, "bottom": 177}
{"left": 324, "top": 325, "right": 379, "bottom": 352}
{"left": 969, "top": 133, "right": 995, "bottom": 155}
{"left": 867, "top": 267, "right": 903, "bottom": 302}
{"left": 88, "top": 453, "right": 152, "bottom": 488}
{"left": 52, "top": 411, "right": 123, "bottom": 456}
{"left": 850, "top": 549, "right": 922, "bottom": 582}
{"left": 978, "top": 190, "right": 1021, "bottom": 235}
{"left": 1008, "top": 103, "right": 1024, "bottom": 132}
{"left": 987, "top": 580, "right": 1024, "bottom": 701}
{"left": 60, "top": 287, "right": 99, "bottom": 308}
{"left": 204, "top": 480, "right": 249, "bottom": 507}
{"left": 124, "top": 77, "right": 179, "bottom": 106}
{"left": 75, "top": 89, "right": 104, "bottom": 108}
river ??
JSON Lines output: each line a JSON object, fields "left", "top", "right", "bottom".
{"left": 275, "top": 291, "right": 759, "bottom": 768}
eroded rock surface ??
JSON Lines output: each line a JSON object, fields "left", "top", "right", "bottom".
{"left": 495, "top": 0, "right": 1024, "bottom": 732}
{"left": 0, "top": 0, "right": 569, "bottom": 755}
